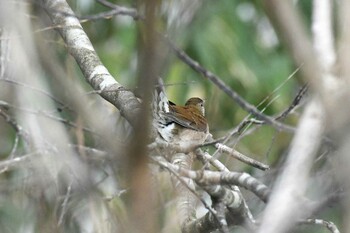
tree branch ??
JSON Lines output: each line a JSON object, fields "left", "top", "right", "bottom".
{"left": 215, "top": 143, "right": 269, "bottom": 171}
{"left": 40, "top": 0, "right": 141, "bottom": 127}
{"left": 166, "top": 38, "right": 295, "bottom": 133}
{"left": 262, "top": 0, "right": 323, "bottom": 92}
{"left": 257, "top": 98, "right": 325, "bottom": 233}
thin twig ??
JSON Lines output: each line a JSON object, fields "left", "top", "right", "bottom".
{"left": 276, "top": 84, "right": 309, "bottom": 120}
{"left": 300, "top": 218, "right": 340, "bottom": 233}
{"left": 209, "top": 67, "right": 304, "bottom": 159}
{"left": 0, "top": 100, "right": 96, "bottom": 134}
{"left": 0, "top": 153, "right": 33, "bottom": 171}
{"left": 79, "top": 8, "right": 140, "bottom": 22}
{"left": 209, "top": 83, "right": 309, "bottom": 160}
{"left": 95, "top": 0, "right": 140, "bottom": 20}
{"left": 215, "top": 143, "right": 269, "bottom": 171}
{"left": 0, "top": 107, "right": 30, "bottom": 143}
{"left": 58, "top": 182, "right": 73, "bottom": 226}
{"left": 96, "top": 0, "right": 121, "bottom": 9}
{"left": 0, "top": 78, "right": 66, "bottom": 107}
{"left": 262, "top": 0, "right": 322, "bottom": 92}
{"left": 166, "top": 37, "right": 295, "bottom": 133}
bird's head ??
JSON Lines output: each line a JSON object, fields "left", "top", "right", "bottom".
{"left": 185, "top": 97, "right": 205, "bottom": 116}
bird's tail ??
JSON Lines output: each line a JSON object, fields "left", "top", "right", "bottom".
{"left": 153, "top": 78, "right": 170, "bottom": 114}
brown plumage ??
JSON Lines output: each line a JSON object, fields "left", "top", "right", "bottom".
{"left": 165, "top": 97, "right": 208, "bottom": 132}
{"left": 154, "top": 93, "right": 210, "bottom": 148}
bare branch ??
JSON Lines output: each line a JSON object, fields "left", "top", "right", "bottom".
{"left": 0, "top": 107, "right": 30, "bottom": 144}
{"left": 338, "top": 0, "right": 350, "bottom": 80}
{"left": 301, "top": 218, "right": 340, "bottom": 233}
{"left": 0, "top": 78, "right": 66, "bottom": 106}
{"left": 275, "top": 84, "right": 308, "bottom": 121}
{"left": 171, "top": 153, "right": 197, "bottom": 223}
{"left": 262, "top": 0, "right": 322, "bottom": 91}
{"left": 257, "top": 98, "right": 325, "bottom": 233}
{"left": 151, "top": 156, "right": 223, "bottom": 231}
{"left": 0, "top": 153, "right": 33, "bottom": 171}
{"left": 58, "top": 182, "right": 72, "bottom": 226}
{"left": 0, "top": 100, "right": 96, "bottom": 134}
{"left": 195, "top": 149, "right": 257, "bottom": 225}
{"left": 155, "top": 158, "right": 270, "bottom": 202}
{"left": 166, "top": 37, "right": 295, "bottom": 133}
{"left": 312, "top": 0, "right": 336, "bottom": 71}
{"left": 196, "top": 149, "right": 229, "bottom": 172}
{"left": 215, "top": 143, "right": 269, "bottom": 171}
{"left": 79, "top": 7, "right": 140, "bottom": 22}
{"left": 40, "top": 0, "right": 141, "bottom": 126}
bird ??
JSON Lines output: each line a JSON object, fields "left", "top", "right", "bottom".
{"left": 153, "top": 92, "right": 210, "bottom": 150}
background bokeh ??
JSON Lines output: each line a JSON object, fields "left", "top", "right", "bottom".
{"left": 0, "top": 0, "right": 340, "bottom": 232}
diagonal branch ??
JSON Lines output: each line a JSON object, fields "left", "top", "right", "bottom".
{"left": 257, "top": 98, "right": 325, "bottom": 233}
{"left": 215, "top": 143, "right": 269, "bottom": 171}
{"left": 155, "top": 157, "right": 270, "bottom": 202}
{"left": 40, "top": 0, "right": 141, "bottom": 127}
{"left": 166, "top": 38, "right": 295, "bottom": 133}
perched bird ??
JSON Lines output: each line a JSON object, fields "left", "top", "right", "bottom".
{"left": 153, "top": 92, "right": 210, "bottom": 149}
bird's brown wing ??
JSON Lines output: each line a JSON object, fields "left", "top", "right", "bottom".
{"left": 165, "top": 105, "right": 208, "bottom": 132}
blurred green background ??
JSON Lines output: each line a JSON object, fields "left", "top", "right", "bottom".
{"left": 67, "top": 1, "right": 338, "bottom": 231}
{"left": 0, "top": 0, "right": 338, "bottom": 232}
{"left": 65, "top": 0, "right": 305, "bottom": 168}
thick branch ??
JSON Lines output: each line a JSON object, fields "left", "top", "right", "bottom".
{"left": 40, "top": 0, "right": 141, "bottom": 126}
{"left": 257, "top": 98, "right": 325, "bottom": 233}
{"left": 262, "top": 0, "right": 322, "bottom": 91}
{"left": 155, "top": 158, "right": 270, "bottom": 202}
